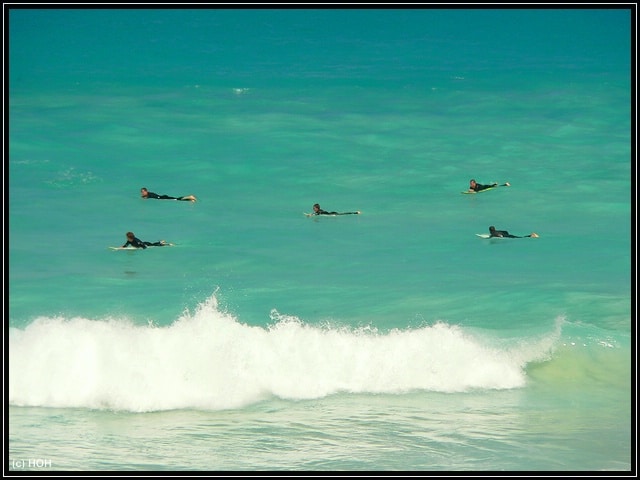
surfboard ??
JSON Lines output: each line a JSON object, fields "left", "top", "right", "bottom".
{"left": 304, "top": 212, "right": 340, "bottom": 217}
{"left": 304, "top": 212, "right": 360, "bottom": 217}
{"left": 109, "top": 244, "right": 174, "bottom": 250}
{"left": 476, "top": 234, "right": 508, "bottom": 243}
{"left": 462, "top": 187, "right": 495, "bottom": 194}
{"left": 476, "top": 233, "right": 538, "bottom": 239}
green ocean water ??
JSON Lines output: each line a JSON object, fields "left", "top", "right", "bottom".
{"left": 8, "top": 8, "right": 632, "bottom": 472}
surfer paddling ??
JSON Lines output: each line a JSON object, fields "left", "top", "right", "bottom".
{"left": 488, "top": 226, "right": 538, "bottom": 238}
{"left": 466, "top": 179, "right": 510, "bottom": 193}
{"left": 305, "top": 203, "right": 361, "bottom": 216}
{"left": 141, "top": 187, "right": 197, "bottom": 202}
{"left": 119, "top": 231, "right": 173, "bottom": 249}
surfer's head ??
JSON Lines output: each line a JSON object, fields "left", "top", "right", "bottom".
{"left": 140, "top": 187, "right": 148, "bottom": 198}
{"left": 313, "top": 203, "right": 320, "bottom": 212}
{"left": 126, "top": 232, "right": 135, "bottom": 240}
{"left": 489, "top": 226, "right": 496, "bottom": 233}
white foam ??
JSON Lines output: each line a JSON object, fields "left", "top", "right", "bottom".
{"left": 9, "top": 294, "right": 558, "bottom": 412}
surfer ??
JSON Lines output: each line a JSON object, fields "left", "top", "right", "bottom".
{"left": 489, "top": 226, "right": 539, "bottom": 238}
{"left": 141, "top": 187, "right": 197, "bottom": 202}
{"left": 121, "top": 232, "right": 171, "bottom": 249}
{"left": 309, "top": 203, "right": 361, "bottom": 216}
{"left": 468, "top": 179, "right": 510, "bottom": 192}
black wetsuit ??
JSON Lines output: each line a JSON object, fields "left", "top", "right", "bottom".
{"left": 471, "top": 182, "right": 497, "bottom": 192}
{"left": 145, "top": 191, "right": 190, "bottom": 201}
{"left": 490, "top": 229, "right": 520, "bottom": 238}
{"left": 122, "top": 237, "right": 165, "bottom": 249}
{"left": 489, "top": 229, "right": 535, "bottom": 238}
{"left": 314, "top": 209, "right": 359, "bottom": 216}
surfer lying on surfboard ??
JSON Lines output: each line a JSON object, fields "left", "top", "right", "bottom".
{"left": 466, "top": 179, "right": 510, "bottom": 193}
{"left": 141, "top": 187, "right": 197, "bottom": 202}
{"left": 488, "top": 226, "right": 538, "bottom": 238}
{"left": 118, "top": 231, "right": 173, "bottom": 249}
{"left": 305, "top": 203, "right": 361, "bottom": 216}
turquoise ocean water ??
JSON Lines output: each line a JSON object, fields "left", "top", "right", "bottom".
{"left": 8, "top": 8, "right": 633, "bottom": 473}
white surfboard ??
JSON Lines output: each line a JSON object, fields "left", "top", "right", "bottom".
{"left": 109, "top": 244, "right": 174, "bottom": 250}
